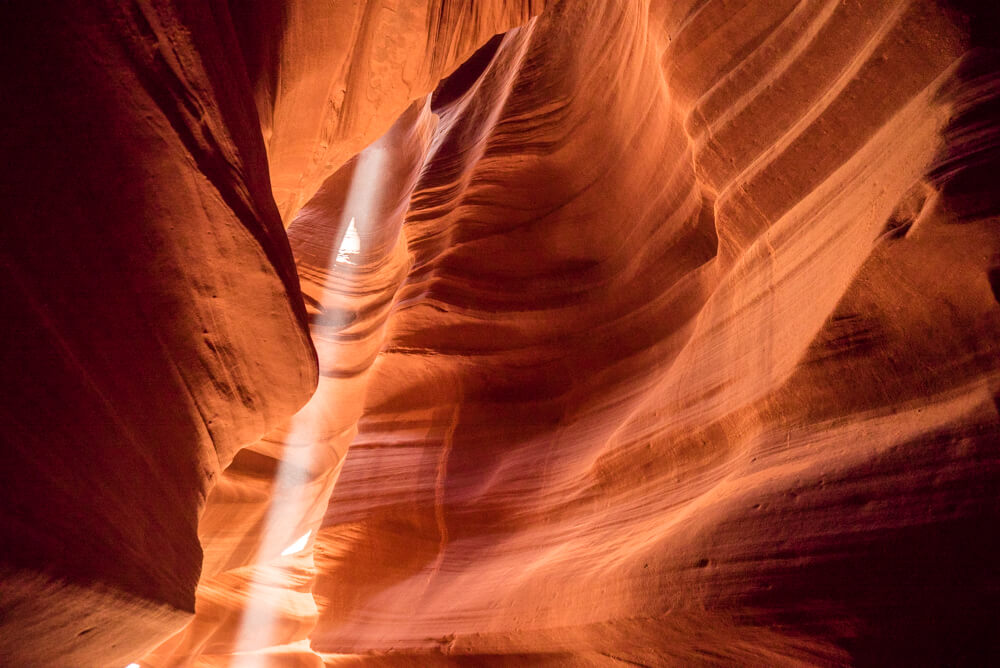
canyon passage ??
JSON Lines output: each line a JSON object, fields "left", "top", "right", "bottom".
{"left": 1, "top": 0, "right": 999, "bottom": 665}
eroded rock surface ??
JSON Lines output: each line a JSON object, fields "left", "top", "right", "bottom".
{"left": 1, "top": 2, "right": 316, "bottom": 664}
{"left": 2, "top": 0, "right": 999, "bottom": 666}
{"left": 310, "top": 0, "right": 1000, "bottom": 664}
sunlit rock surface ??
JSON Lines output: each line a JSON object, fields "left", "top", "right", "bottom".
{"left": 231, "top": 0, "right": 545, "bottom": 222}
{"left": 310, "top": 0, "right": 1000, "bottom": 664}
{"left": 2, "top": 0, "right": 999, "bottom": 666}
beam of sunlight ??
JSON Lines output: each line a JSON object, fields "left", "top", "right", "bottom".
{"left": 230, "top": 143, "right": 388, "bottom": 665}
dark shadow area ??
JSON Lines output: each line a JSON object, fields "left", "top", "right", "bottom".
{"left": 431, "top": 33, "right": 505, "bottom": 111}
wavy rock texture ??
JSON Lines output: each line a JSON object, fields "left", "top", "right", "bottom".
{"left": 308, "top": 0, "right": 1000, "bottom": 665}
{"left": 2, "top": 0, "right": 1000, "bottom": 666}
{"left": 1, "top": 1, "right": 543, "bottom": 664}
{"left": 0, "top": 2, "right": 317, "bottom": 664}
{"left": 228, "top": 0, "right": 545, "bottom": 221}
{"left": 140, "top": 100, "right": 439, "bottom": 668}
{"left": 139, "top": 3, "right": 546, "bottom": 665}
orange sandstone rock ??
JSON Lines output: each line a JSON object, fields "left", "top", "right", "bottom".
{"left": 2, "top": 0, "right": 999, "bottom": 666}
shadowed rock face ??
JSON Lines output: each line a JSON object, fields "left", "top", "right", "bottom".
{"left": 0, "top": 2, "right": 318, "bottom": 664}
{"left": 1, "top": 0, "right": 998, "bottom": 666}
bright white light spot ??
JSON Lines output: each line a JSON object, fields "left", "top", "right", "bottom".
{"left": 336, "top": 217, "right": 361, "bottom": 264}
{"left": 280, "top": 529, "right": 312, "bottom": 556}
{"left": 126, "top": 664, "right": 140, "bottom": 668}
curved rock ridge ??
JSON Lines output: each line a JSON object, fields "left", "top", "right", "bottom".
{"left": 1, "top": 1, "right": 543, "bottom": 665}
{"left": 308, "top": 0, "right": 1000, "bottom": 664}
{"left": 134, "top": 4, "right": 553, "bottom": 665}
{"left": 141, "top": 100, "right": 438, "bottom": 667}
{"left": 228, "top": 0, "right": 546, "bottom": 222}
{"left": 1, "top": 0, "right": 998, "bottom": 665}
{"left": 1, "top": 2, "right": 317, "bottom": 664}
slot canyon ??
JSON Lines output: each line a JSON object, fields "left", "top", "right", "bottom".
{"left": 2, "top": 0, "right": 999, "bottom": 665}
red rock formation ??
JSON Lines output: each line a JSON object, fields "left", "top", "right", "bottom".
{"left": 2, "top": 0, "right": 999, "bottom": 666}
{"left": 309, "top": 0, "right": 1000, "bottom": 664}
{"left": 228, "top": 0, "right": 546, "bottom": 222}
{"left": 0, "top": 2, "right": 316, "bottom": 664}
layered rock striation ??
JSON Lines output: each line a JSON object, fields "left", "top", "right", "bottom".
{"left": 311, "top": 0, "right": 1000, "bottom": 663}
{"left": 1, "top": 0, "right": 998, "bottom": 666}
